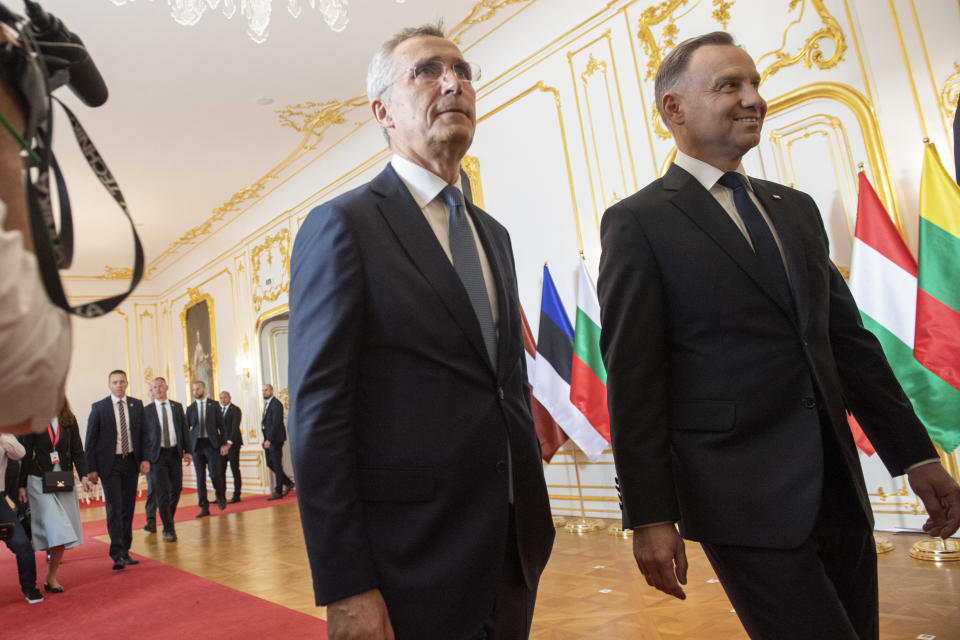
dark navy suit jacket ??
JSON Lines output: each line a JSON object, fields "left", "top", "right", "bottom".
{"left": 261, "top": 397, "right": 285, "bottom": 445}
{"left": 84, "top": 396, "right": 149, "bottom": 477}
{"left": 288, "top": 164, "right": 554, "bottom": 638}
{"left": 185, "top": 398, "right": 225, "bottom": 451}
{"left": 144, "top": 399, "right": 189, "bottom": 461}
{"left": 598, "top": 164, "right": 938, "bottom": 548}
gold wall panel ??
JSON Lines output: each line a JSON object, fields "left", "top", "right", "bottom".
{"left": 461, "top": 155, "right": 486, "bottom": 209}
{"left": 250, "top": 228, "right": 291, "bottom": 314}
{"left": 755, "top": 0, "right": 846, "bottom": 85}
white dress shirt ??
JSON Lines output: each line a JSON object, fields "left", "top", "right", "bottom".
{"left": 0, "top": 199, "right": 71, "bottom": 433}
{"left": 390, "top": 155, "right": 499, "bottom": 326}
{"left": 673, "top": 151, "right": 790, "bottom": 270}
{"left": 111, "top": 394, "right": 131, "bottom": 454}
{"left": 154, "top": 399, "right": 177, "bottom": 447}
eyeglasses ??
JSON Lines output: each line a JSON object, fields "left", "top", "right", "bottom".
{"left": 407, "top": 60, "right": 481, "bottom": 84}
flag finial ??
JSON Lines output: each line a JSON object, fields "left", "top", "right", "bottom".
{"left": 857, "top": 162, "right": 865, "bottom": 172}
{"left": 923, "top": 137, "right": 930, "bottom": 144}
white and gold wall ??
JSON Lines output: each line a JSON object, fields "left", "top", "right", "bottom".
{"left": 62, "top": 0, "right": 959, "bottom": 527}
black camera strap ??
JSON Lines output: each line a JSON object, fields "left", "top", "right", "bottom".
{"left": 26, "top": 97, "right": 143, "bottom": 317}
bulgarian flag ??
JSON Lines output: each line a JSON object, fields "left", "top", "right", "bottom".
{"left": 570, "top": 257, "right": 611, "bottom": 445}
{"left": 520, "top": 305, "right": 568, "bottom": 462}
{"left": 848, "top": 169, "right": 960, "bottom": 453}
{"left": 530, "top": 265, "right": 608, "bottom": 460}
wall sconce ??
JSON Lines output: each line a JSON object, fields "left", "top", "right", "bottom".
{"left": 236, "top": 337, "right": 253, "bottom": 382}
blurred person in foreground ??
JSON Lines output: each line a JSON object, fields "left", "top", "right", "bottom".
{"left": 1, "top": 432, "right": 42, "bottom": 603}
{"left": 598, "top": 31, "right": 960, "bottom": 640}
{"left": 0, "top": 18, "right": 70, "bottom": 435}
{"left": 288, "top": 22, "right": 554, "bottom": 640}
{"left": 18, "top": 401, "right": 92, "bottom": 593}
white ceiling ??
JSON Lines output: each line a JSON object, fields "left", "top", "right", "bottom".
{"left": 27, "top": 0, "right": 483, "bottom": 277}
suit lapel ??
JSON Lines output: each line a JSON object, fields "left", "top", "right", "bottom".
{"left": 665, "top": 166, "right": 796, "bottom": 324}
{"left": 372, "top": 165, "right": 494, "bottom": 372}
{"left": 751, "top": 180, "right": 810, "bottom": 333}
{"left": 468, "top": 202, "right": 513, "bottom": 379}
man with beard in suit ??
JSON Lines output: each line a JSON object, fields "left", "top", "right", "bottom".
{"left": 261, "top": 384, "right": 291, "bottom": 500}
{"left": 185, "top": 380, "right": 227, "bottom": 517}
{"left": 219, "top": 390, "right": 243, "bottom": 503}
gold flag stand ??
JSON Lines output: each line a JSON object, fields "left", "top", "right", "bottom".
{"left": 564, "top": 448, "right": 602, "bottom": 533}
{"left": 910, "top": 445, "right": 960, "bottom": 562}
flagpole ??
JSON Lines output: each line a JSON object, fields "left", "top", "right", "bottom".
{"left": 564, "top": 447, "right": 602, "bottom": 533}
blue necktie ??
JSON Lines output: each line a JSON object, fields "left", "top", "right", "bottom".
{"left": 442, "top": 185, "right": 497, "bottom": 368}
{"left": 717, "top": 172, "right": 795, "bottom": 316}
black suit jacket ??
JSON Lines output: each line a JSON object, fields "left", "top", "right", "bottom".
{"left": 261, "top": 397, "right": 285, "bottom": 445}
{"left": 185, "top": 398, "right": 225, "bottom": 451}
{"left": 144, "top": 400, "right": 189, "bottom": 460}
{"left": 84, "top": 396, "right": 149, "bottom": 477}
{"left": 18, "top": 421, "right": 87, "bottom": 483}
{"left": 288, "top": 164, "right": 554, "bottom": 638}
{"left": 220, "top": 404, "right": 242, "bottom": 446}
{"left": 598, "top": 164, "right": 937, "bottom": 548}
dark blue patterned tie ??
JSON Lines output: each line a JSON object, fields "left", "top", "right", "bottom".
{"left": 717, "top": 172, "right": 795, "bottom": 316}
{"left": 442, "top": 185, "right": 497, "bottom": 368}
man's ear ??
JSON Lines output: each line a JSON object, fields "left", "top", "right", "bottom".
{"left": 662, "top": 92, "right": 684, "bottom": 127}
{"left": 371, "top": 98, "right": 393, "bottom": 130}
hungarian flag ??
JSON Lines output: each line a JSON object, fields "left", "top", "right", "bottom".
{"left": 848, "top": 169, "right": 960, "bottom": 453}
{"left": 530, "top": 265, "right": 608, "bottom": 460}
{"left": 570, "top": 258, "right": 611, "bottom": 444}
{"left": 520, "top": 306, "right": 568, "bottom": 462}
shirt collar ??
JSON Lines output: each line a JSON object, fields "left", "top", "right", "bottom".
{"left": 155, "top": 399, "right": 169, "bottom": 407}
{"left": 673, "top": 151, "right": 752, "bottom": 193}
{"left": 111, "top": 394, "right": 126, "bottom": 404}
{"left": 390, "top": 154, "right": 464, "bottom": 209}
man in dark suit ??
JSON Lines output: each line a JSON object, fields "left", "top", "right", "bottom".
{"left": 85, "top": 370, "right": 152, "bottom": 570}
{"left": 184, "top": 380, "right": 227, "bottom": 517}
{"left": 288, "top": 23, "right": 554, "bottom": 640}
{"left": 219, "top": 390, "right": 243, "bottom": 503}
{"left": 143, "top": 377, "right": 191, "bottom": 542}
{"left": 598, "top": 32, "right": 960, "bottom": 639}
{"left": 261, "top": 384, "right": 291, "bottom": 500}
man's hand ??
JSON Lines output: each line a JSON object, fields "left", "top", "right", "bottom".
{"left": 632, "top": 522, "right": 688, "bottom": 600}
{"left": 18, "top": 487, "right": 26, "bottom": 503}
{"left": 908, "top": 462, "right": 960, "bottom": 539}
{"left": 81, "top": 476, "right": 94, "bottom": 494}
{"left": 183, "top": 453, "right": 192, "bottom": 465}
{"left": 263, "top": 440, "right": 271, "bottom": 449}
{"left": 87, "top": 472, "right": 99, "bottom": 485}
{"left": 326, "top": 589, "right": 395, "bottom": 640}
{"left": 139, "top": 461, "right": 151, "bottom": 475}
{"left": 219, "top": 444, "right": 230, "bottom": 456}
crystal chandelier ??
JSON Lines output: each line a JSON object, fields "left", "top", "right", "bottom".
{"left": 111, "top": 0, "right": 404, "bottom": 44}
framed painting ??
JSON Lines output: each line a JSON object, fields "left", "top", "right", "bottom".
{"left": 180, "top": 289, "right": 219, "bottom": 399}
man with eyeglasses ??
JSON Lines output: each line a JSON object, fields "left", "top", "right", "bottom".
{"left": 289, "top": 22, "right": 554, "bottom": 640}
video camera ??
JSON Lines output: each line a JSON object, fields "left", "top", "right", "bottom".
{"left": 0, "top": 0, "right": 141, "bottom": 317}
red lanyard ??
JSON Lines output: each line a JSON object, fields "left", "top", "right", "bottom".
{"left": 47, "top": 423, "right": 59, "bottom": 447}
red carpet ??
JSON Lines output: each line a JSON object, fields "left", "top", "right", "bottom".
{"left": 79, "top": 487, "right": 198, "bottom": 509}
{"left": 81, "top": 490, "right": 299, "bottom": 537}
{"left": 0, "top": 491, "right": 325, "bottom": 639}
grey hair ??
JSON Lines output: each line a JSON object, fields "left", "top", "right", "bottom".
{"left": 366, "top": 21, "right": 446, "bottom": 142}
{"left": 654, "top": 31, "right": 736, "bottom": 120}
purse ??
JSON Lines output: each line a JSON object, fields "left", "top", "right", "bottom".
{"left": 42, "top": 471, "right": 74, "bottom": 493}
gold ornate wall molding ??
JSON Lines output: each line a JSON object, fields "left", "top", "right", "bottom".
{"left": 448, "top": 0, "right": 536, "bottom": 45}
{"left": 940, "top": 62, "right": 960, "bottom": 127}
{"left": 250, "top": 228, "right": 291, "bottom": 314}
{"left": 461, "top": 155, "right": 486, "bottom": 209}
{"left": 755, "top": 0, "right": 846, "bottom": 85}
